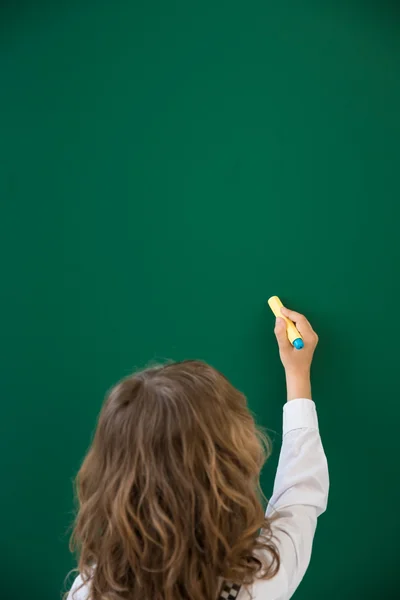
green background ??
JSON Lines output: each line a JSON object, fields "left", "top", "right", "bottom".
{"left": 1, "top": 1, "right": 399, "bottom": 598}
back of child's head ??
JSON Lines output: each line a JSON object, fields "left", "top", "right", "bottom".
{"left": 71, "top": 360, "right": 279, "bottom": 600}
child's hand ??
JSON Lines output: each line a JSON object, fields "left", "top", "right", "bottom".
{"left": 274, "top": 307, "right": 319, "bottom": 401}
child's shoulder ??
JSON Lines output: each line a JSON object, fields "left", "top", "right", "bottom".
{"left": 67, "top": 574, "right": 89, "bottom": 600}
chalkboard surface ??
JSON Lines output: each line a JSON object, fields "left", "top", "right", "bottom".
{"left": 1, "top": 2, "right": 399, "bottom": 599}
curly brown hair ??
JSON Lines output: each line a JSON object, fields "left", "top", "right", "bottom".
{"left": 70, "top": 360, "right": 279, "bottom": 600}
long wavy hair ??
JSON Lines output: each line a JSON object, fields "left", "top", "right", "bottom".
{"left": 70, "top": 360, "right": 279, "bottom": 600}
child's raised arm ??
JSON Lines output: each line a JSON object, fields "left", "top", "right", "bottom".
{"left": 247, "top": 308, "right": 329, "bottom": 600}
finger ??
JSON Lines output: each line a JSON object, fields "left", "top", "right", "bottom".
{"left": 274, "top": 317, "right": 291, "bottom": 352}
{"left": 280, "top": 307, "right": 316, "bottom": 342}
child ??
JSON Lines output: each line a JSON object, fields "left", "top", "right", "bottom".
{"left": 67, "top": 307, "right": 328, "bottom": 600}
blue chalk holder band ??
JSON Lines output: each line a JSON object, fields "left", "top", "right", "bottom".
{"left": 293, "top": 338, "right": 304, "bottom": 350}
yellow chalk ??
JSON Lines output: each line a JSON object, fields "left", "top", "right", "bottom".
{"left": 268, "top": 296, "right": 304, "bottom": 349}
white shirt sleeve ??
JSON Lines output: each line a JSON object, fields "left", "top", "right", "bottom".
{"left": 240, "top": 398, "right": 329, "bottom": 600}
{"left": 67, "top": 574, "right": 87, "bottom": 600}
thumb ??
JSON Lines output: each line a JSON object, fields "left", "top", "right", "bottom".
{"left": 274, "top": 317, "right": 291, "bottom": 351}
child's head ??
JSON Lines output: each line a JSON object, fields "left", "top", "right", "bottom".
{"left": 71, "top": 360, "right": 279, "bottom": 600}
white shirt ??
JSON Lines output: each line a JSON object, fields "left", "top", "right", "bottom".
{"left": 68, "top": 398, "right": 329, "bottom": 600}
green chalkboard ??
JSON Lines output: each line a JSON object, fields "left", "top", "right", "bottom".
{"left": 1, "top": 1, "right": 399, "bottom": 599}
